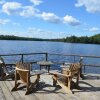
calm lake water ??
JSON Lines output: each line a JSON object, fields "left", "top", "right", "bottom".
{"left": 0, "top": 40, "right": 100, "bottom": 74}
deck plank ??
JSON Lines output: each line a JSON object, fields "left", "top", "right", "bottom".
{"left": 0, "top": 81, "right": 14, "bottom": 100}
{"left": 0, "top": 87, "right": 6, "bottom": 100}
{"left": 0, "top": 74, "right": 100, "bottom": 100}
{"left": 10, "top": 80, "right": 40, "bottom": 100}
{"left": 34, "top": 74, "right": 70, "bottom": 100}
{"left": 5, "top": 81, "right": 22, "bottom": 100}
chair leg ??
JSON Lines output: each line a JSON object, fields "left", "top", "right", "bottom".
{"left": 36, "top": 74, "right": 40, "bottom": 87}
{"left": 25, "top": 85, "right": 30, "bottom": 95}
{"left": 12, "top": 83, "right": 20, "bottom": 91}
{"left": 76, "top": 72, "right": 80, "bottom": 88}
{"left": 48, "top": 66, "right": 50, "bottom": 73}
{"left": 12, "top": 70, "right": 20, "bottom": 91}
{"left": 25, "top": 91, "right": 30, "bottom": 95}
{"left": 25, "top": 72, "right": 30, "bottom": 95}
{"left": 53, "top": 74, "right": 57, "bottom": 86}
{"left": 68, "top": 77, "right": 72, "bottom": 90}
{"left": 25, "top": 83, "right": 33, "bottom": 95}
{"left": 11, "top": 75, "right": 15, "bottom": 80}
{"left": 53, "top": 79, "right": 57, "bottom": 86}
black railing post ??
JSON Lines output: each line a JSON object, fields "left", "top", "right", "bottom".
{"left": 21, "top": 54, "right": 24, "bottom": 63}
{"left": 45, "top": 53, "right": 48, "bottom": 61}
{"left": 79, "top": 57, "right": 84, "bottom": 79}
{"left": 84, "top": 65, "right": 85, "bottom": 73}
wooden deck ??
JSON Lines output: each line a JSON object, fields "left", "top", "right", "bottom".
{"left": 0, "top": 74, "right": 100, "bottom": 100}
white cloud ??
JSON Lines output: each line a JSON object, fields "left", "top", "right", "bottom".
{"left": 2, "top": 2, "right": 40, "bottom": 17}
{"left": 41, "top": 12, "right": 61, "bottom": 23}
{"left": 0, "top": 19, "right": 10, "bottom": 24}
{"left": 30, "top": 0, "right": 43, "bottom": 6}
{"left": 63, "top": 15, "right": 80, "bottom": 26}
{"left": 75, "top": 0, "right": 100, "bottom": 13}
{"left": 0, "top": 0, "right": 5, "bottom": 4}
{"left": 2, "top": 2, "right": 22, "bottom": 15}
{"left": 20, "top": 6, "right": 40, "bottom": 17}
{"left": 89, "top": 27, "right": 99, "bottom": 32}
{"left": 1, "top": 1, "right": 81, "bottom": 26}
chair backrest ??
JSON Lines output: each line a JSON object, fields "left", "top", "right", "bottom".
{"left": 0, "top": 56, "right": 5, "bottom": 65}
{"left": 0, "top": 56, "right": 9, "bottom": 74}
{"left": 16, "top": 62, "right": 31, "bottom": 83}
{"left": 69, "top": 63, "right": 80, "bottom": 76}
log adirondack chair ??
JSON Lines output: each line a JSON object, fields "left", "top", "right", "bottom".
{"left": 50, "top": 63, "right": 81, "bottom": 94}
{"left": 12, "top": 62, "right": 40, "bottom": 95}
{"left": 0, "top": 56, "right": 15, "bottom": 80}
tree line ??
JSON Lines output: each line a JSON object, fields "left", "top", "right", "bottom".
{"left": 0, "top": 35, "right": 43, "bottom": 41}
{"left": 0, "top": 34, "right": 100, "bottom": 44}
{"left": 48, "top": 34, "right": 100, "bottom": 44}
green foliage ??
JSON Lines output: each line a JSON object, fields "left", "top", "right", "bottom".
{"left": 0, "top": 35, "right": 43, "bottom": 41}
{"left": 51, "top": 34, "right": 100, "bottom": 44}
{"left": 0, "top": 34, "right": 100, "bottom": 44}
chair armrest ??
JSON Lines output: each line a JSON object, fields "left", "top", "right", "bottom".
{"left": 49, "top": 71, "right": 71, "bottom": 77}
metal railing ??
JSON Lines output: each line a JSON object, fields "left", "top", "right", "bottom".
{"left": 0, "top": 52, "right": 100, "bottom": 74}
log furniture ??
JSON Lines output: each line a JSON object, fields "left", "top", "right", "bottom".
{"left": 50, "top": 63, "right": 81, "bottom": 94}
{"left": 12, "top": 62, "right": 40, "bottom": 95}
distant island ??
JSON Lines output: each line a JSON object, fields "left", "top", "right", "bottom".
{"left": 0, "top": 34, "right": 100, "bottom": 44}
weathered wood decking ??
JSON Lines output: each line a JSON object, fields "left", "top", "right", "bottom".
{"left": 0, "top": 74, "right": 100, "bottom": 100}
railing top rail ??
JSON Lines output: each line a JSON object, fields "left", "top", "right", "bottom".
{"left": 48, "top": 53, "right": 100, "bottom": 58}
{"left": 0, "top": 52, "right": 47, "bottom": 56}
{"left": 0, "top": 52, "right": 100, "bottom": 58}
{"left": 0, "top": 52, "right": 100, "bottom": 68}
{"left": 83, "top": 64, "right": 100, "bottom": 67}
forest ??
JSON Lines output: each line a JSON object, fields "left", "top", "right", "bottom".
{"left": 50, "top": 34, "right": 100, "bottom": 44}
{"left": 0, "top": 34, "right": 100, "bottom": 44}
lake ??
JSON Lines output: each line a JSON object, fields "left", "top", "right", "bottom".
{"left": 0, "top": 40, "right": 100, "bottom": 55}
{"left": 0, "top": 40, "right": 100, "bottom": 74}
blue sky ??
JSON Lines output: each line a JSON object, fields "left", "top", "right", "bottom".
{"left": 0, "top": 0, "right": 100, "bottom": 39}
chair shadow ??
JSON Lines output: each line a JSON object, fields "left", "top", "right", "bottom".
{"left": 32, "top": 82, "right": 62, "bottom": 94}
{"left": 14, "top": 81, "right": 62, "bottom": 95}
{"left": 83, "top": 74, "right": 100, "bottom": 80}
{"left": 74, "top": 81, "right": 100, "bottom": 93}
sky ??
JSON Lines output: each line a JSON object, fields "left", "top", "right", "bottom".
{"left": 0, "top": 0, "right": 100, "bottom": 39}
